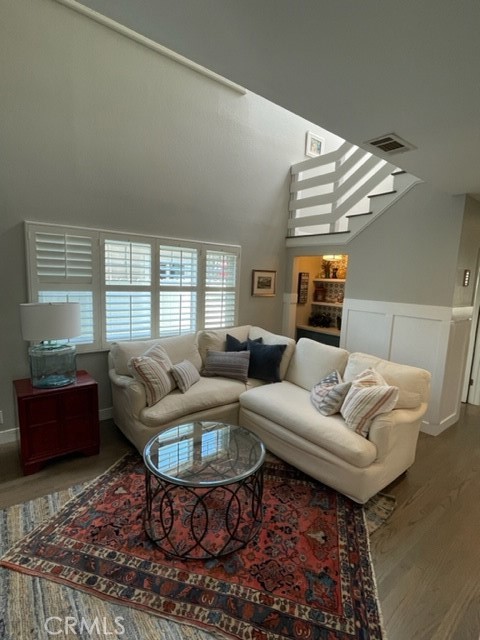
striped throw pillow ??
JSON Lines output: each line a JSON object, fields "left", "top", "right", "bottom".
{"left": 341, "top": 368, "right": 399, "bottom": 437}
{"left": 351, "top": 367, "right": 386, "bottom": 387}
{"left": 202, "top": 350, "right": 250, "bottom": 382}
{"left": 128, "top": 356, "right": 175, "bottom": 406}
{"left": 310, "top": 370, "right": 352, "bottom": 416}
{"left": 144, "top": 343, "right": 174, "bottom": 370}
{"left": 171, "top": 359, "right": 200, "bottom": 393}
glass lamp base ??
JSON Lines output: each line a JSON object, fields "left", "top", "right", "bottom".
{"left": 29, "top": 344, "right": 77, "bottom": 388}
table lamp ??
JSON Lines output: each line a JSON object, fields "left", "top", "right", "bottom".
{"left": 20, "top": 302, "right": 82, "bottom": 388}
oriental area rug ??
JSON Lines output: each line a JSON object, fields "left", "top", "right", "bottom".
{"left": 0, "top": 453, "right": 391, "bottom": 640}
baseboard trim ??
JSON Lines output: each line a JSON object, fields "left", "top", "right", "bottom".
{"left": 99, "top": 407, "right": 113, "bottom": 421}
{"left": 421, "top": 413, "right": 458, "bottom": 436}
{"left": 0, "top": 428, "right": 18, "bottom": 445}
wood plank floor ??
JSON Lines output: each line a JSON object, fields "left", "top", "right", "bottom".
{"left": 1, "top": 410, "right": 479, "bottom": 640}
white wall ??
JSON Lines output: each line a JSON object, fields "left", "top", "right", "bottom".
{"left": 0, "top": 0, "right": 342, "bottom": 435}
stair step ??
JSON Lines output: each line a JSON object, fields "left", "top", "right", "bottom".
{"left": 368, "top": 190, "right": 397, "bottom": 199}
{"left": 346, "top": 211, "right": 373, "bottom": 219}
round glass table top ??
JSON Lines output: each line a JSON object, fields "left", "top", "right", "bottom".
{"left": 143, "top": 421, "right": 265, "bottom": 487}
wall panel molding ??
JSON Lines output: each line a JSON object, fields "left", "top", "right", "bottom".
{"left": 341, "top": 299, "right": 473, "bottom": 435}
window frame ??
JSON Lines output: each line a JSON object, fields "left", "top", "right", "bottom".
{"left": 25, "top": 221, "right": 241, "bottom": 352}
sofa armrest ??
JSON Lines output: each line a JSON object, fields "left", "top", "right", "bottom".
{"left": 368, "top": 403, "right": 427, "bottom": 461}
{"left": 109, "top": 369, "right": 147, "bottom": 417}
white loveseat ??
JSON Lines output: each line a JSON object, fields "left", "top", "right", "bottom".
{"left": 109, "top": 325, "right": 430, "bottom": 503}
{"left": 239, "top": 337, "right": 430, "bottom": 503}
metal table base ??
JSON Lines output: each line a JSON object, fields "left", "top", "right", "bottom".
{"left": 144, "top": 465, "right": 264, "bottom": 560}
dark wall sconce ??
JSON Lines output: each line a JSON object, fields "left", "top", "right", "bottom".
{"left": 463, "top": 269, "right": 471, "bottom": 287}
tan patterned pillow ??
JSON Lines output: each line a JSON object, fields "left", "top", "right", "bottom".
{"left": 171, "top": 359, "right": 200, "bottom": 393}
{"left": 341, "top": 368, "right": 399, "bottom": 437}
{"left": 128, "top": 356, "right": 175, "bottom": 406}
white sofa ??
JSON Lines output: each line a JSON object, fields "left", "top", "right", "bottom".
{"left": 108, "top": 325, "right": 296, "bottom": 452}
{"left": 109, "top": 325, "right": 430, "bottom": 503}
{"left": 239, "top": 337, "right": 430, "bottom": 503}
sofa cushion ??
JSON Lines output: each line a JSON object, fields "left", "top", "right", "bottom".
{"left": 341, "top": 369, "right": 399, "bottom": 437}
{"left": 171, "top": 359, "right": 201, "bottom": 393}
{"left": 202, "top": 350, "right": 250, "bottom": 382}
{"left": 197, "top": 326, "right": 251, "bottom": 364}
{"left": 239, "top": 382, "right": 377, "bottom": 468}
{"left": 285, "top": 338, "right": 350, "bottom": 391}
{"left": 248, "top": 326, "right": 296, "bottom": 380}
{"left": 310, "top": 370, "right": 352, "bottom": 416}
{"left": 343, "top": 353, "right": 429, "bottom": 408}
{"left": 111, "top": 333, "right": 202, "bottom": 376}
{"left": 128, "top": 356, "right": 175, "bottom": 406}
{"left": 140, "top": 377, "right": 261, "bottom": 427}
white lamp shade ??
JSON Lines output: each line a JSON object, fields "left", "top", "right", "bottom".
{"left": 20, "top": 302, "right": 82, "bottom": 342}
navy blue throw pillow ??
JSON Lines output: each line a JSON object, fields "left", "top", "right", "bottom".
{"left": 226, "top": 334, "right": 262, "bottom": 352}
{"left": 248, "top": 341, "right": 287, "bottom": 383}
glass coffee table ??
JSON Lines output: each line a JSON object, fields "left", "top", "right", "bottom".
{"left": 143, "top": 421, "right": 265, "bottom": 560}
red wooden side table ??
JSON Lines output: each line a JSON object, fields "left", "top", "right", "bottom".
{"left": 13, "top": 370, "right": 100, "bottom": 475}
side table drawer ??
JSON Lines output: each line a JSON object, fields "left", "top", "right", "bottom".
{"left": 62, "top": 387, "right": 99, "bottom": 450}
{"left": 17, "top": 395, "right": 63, "bottom": 459}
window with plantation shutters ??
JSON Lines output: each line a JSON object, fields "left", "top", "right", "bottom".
{"left": 204, "top": 249, "right": 238, "bottom": 328}
{"left": 26, "top": 225, "right": 99, "bottom": 348}
{"left": 104, "top": 239, "right": 152, "bottom": 342}
{"left": 159, "top": 245, "right": 198, "bottom": 337}
{"left": 25, "top": 222, "right": 240, "bottom": 352}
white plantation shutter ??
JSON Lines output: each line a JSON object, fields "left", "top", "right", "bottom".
{"left": 159, "top": 245, "right": 198, "bottom": 336}
{"left": 104, "top": 240, "right": 151, "bottom": 285}
{"left": 104, "top": 239, "right": 152, "bottom": 341}
{"left": 105, "top": 291, "right": 152, "bottom": 341}
{"left": 34, "top": 232, "right": 93, "bottom": 282}
{"left": 204, "top": 249, "right": 238, "bottom": 328}
{"left": 25, "top": 222, "right": 240, "bottom": 351}
{"left": 26, "top": 225, "right": 98, "bottom": 348}
{"left": 38, "top": 291, "right": 95, "bottom": 344}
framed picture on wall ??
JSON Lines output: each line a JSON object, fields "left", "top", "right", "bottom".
{"left": 305, "top": 131, "right": 324, "bottom": 157}
{"left": 251, "top": 270, "right": 276, "bottom": 297}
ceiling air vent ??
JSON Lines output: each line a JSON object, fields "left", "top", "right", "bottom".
{"left": 365, "top": 133, "right": 416, "bottom": 155}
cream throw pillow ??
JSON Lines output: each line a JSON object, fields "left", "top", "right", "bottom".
{"left": 129, "top": 356, "right": 176, "bottom": 406}
{"left": 144, "top": 343, "right": 173, "bottom": 369}
{"left": 341, "top": 368, "right": 399, "bottom": 437}
{"left": 171, "top": 359, "right": 201, "bottom": 393}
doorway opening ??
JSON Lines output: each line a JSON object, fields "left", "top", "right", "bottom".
{"left": 293, "top": 254, "right": 349, "bottom": 347}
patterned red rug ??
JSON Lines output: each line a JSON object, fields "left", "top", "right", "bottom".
{"left": 0, "top": 452, "right": 385, "bottom": 639}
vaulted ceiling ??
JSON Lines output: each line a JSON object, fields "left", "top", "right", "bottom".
{"left": 78, "top": 0, "right": 480, "bottom": 196}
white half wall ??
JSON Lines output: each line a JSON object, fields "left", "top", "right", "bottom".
{"left": 341, "top": 299, "right": 472, "bottom": 436}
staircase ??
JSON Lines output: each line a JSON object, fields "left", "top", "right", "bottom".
{"left": 286, "top": 141, "right": 421, "bottom": 247}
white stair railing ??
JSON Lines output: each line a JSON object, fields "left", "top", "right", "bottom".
{"left": 288, "top": 142, "right": 396, "bottom": 237}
